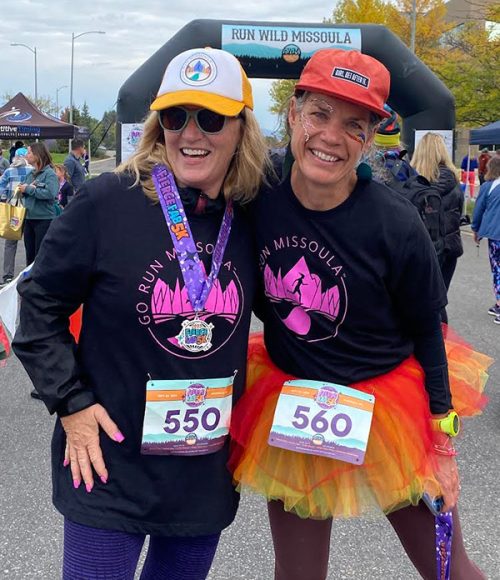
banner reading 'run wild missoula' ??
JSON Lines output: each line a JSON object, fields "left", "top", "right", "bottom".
{"left": 222, "top": 24, "right": 361, "bottom": 76}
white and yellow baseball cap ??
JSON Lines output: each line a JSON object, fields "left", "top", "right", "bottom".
{"left": 150, "top": 47, "right": 253, "bottom": 115}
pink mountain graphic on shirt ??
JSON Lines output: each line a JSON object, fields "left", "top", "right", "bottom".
{"left": 264, "top": 257, "right": 341, "bottom": 335}
{"left": 151, "top": 278, "right": 239, "bottom": 324}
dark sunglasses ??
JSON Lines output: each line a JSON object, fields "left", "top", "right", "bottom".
{"left": 158, "top": 107, "right": 234, "bottom": 134}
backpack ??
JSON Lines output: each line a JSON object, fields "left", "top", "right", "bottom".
{"left": 387, "top": 155, "right": 446, "bottom": 261}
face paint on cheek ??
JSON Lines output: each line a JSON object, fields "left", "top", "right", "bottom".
{"left": 345, "top": 130, "right": 366, "bottom": 145}
{"left": 300, "top": 112, "right": 314, "bottom": 143}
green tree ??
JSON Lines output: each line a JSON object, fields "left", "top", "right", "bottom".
{"left": 329, "top": 0, "right": 455, "bottom": 68}
{"left": 268, "top": 0, "right": 407, "bottom": 136}
{"left": 439, "top": 23, "right": 500, "bottom": 125}
{"left": 96, "top": 110, "right": 117, "bottom": 150}
{"left": 268, "top": 0, "right": 499, "bottom": 127}
{"left": 60, "top": 104, "right": 117, "bottom": 154}
{"left": 330, "top": 0, "right": 404, "bottom": 28}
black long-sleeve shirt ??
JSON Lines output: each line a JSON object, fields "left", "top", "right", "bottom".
{"left": 13, "top": 172, "right": 256, "bottom": 536}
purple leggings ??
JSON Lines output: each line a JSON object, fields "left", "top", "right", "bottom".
{"left": 488, "top": 239, "right": 500, "bottom": 300}
{"left": 268, "top": 501, "right": 485, "bottom": 580}
{"left": 63, "top": 519, "right": 220, "bottom": 580}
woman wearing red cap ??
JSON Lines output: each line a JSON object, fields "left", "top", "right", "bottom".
{"left": 13, "top": 47, "right": 270, "bottom": 579}
{"left": 230, "top": 49, "right": 489, "bottom": 579}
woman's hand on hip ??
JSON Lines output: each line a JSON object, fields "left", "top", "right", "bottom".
{"left": 435, "top": 453, "right": 460, "bottom": 512}
{"left": 61, "top": 403, "right": 124, "bottom": 493}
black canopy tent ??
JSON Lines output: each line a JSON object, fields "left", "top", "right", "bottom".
{"left": 117, "top": 19, "right": 455, "bottom": 163}
{"left": 0, "top": 92, "right": 76, "bottom": 140}
{"left": 469, "top": 121, "right": 500, "bottom": 146}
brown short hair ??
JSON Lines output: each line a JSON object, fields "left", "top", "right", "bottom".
{"left": 29, "top": 142, "right": 53, "bottom": 172}
{"left": 71, "top": 139, "right": 85, "bottom": 150}
{"left": 485, "top": 156, "right": 500, "bottom": 181}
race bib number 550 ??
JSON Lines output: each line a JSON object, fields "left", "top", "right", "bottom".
{"left": 141, "top": 376, "right": 233, "bottom": 456}
{"left": 269, "top": 379, "right": 375, "bottom": 465}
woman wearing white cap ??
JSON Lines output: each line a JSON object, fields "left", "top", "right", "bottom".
{"left": 230, "top": 49, "right": 489, "bottom": 579}
{"left": 13, "top": 47, "right": 269, "bottom": 579}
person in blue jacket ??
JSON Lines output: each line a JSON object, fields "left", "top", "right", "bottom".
{"left": 472, "top": 156, "right": 500, "bottom": 324}
{"left": 0, "top": 148, "right": 33, "bottom": 286}
{"left": 63, "top": 139, "right": 86, "bottom": 192}
{"left": 17, "top": 142, "right": 59, "bottom": 265}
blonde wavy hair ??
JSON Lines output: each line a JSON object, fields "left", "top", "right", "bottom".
{"left": 116, "top": 108, "right": 271, "bottom": 203}
{"left": 411, "top": 132, "right": 460, "bottom": 183}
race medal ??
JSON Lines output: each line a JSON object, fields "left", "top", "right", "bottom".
{"left": 269, "top": 379, "right": 375, "bottom": 465}
{"left": 176, "top": 317, "right": 214, "bottom": 352}
{"left": 141, "top": 375, "right": 234, "bottom": 456}
{"left": 151, "top": 165, "right": 233, "bottom": 353}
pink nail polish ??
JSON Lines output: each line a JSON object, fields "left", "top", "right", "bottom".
{"left": 63, "top": 459, "right": 69, "bottom": 467}
{"left": 114, "top": 431, "right": 125, "bottom": 443}
{"left": 85, "top": 483, "right": 93, "bottom": 493}
{"left": 100, "top": 475, "right": 108, "bottom": 484}
{"left": 73, "top": 479, "right": 80, "bottom": 489}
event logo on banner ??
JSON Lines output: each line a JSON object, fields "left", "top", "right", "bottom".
{"left": 0, "top": 109, "right": 33, "bottom": 123}
{"left": 222, "top": 25, "right": 361, "bottom": 72}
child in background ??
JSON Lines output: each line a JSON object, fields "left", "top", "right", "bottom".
{"left": 54, "top": 164, "right": 74, "bottom": 208}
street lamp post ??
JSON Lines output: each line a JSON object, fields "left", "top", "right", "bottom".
{"left": 11, "top": 43, "right": 37, "bottom": 103}
{"left": 56, "top": 85, "right": 68, "bottom": 118}
{"left": 69, "top": 31, "right": 105, "bottom": 130}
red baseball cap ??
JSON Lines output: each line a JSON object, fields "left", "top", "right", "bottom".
{"left": 295, "top": 49, "right": 391, "bottom": 118}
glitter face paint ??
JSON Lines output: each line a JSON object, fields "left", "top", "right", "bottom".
{"left": 299, "top": 97, "right": 367, "bottom": 148}
{"left": 300, "top": 112, "right": 314, "bottom": 143}
{"left": 309, "top": 98, "right": 334, "bottom": 112}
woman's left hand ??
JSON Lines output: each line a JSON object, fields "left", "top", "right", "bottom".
{"left": 434, "top": 452, "right": 460, "bottom": 512}
{"left": 17, "top": 183, "right": 27, "bottom": 194}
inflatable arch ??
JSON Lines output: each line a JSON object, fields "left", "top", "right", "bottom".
{"left": 117, "top": 19, "right": 454, "bottom": 162}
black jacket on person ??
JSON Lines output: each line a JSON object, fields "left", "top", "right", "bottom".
{"left": 12, "top": 172, "right": 256, "bottom": 536}
{"left": 433, "top": 166, "right": 464, "bottom": 258}
{"left": 58, "top": 181, "right": 74, "bottom": 207}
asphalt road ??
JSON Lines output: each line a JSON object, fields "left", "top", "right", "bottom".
{"left": 1, "top": 228, "right": 498, "bottom": 579}
{"left": 89, "top": 155, "right": 117, "bottom": 175}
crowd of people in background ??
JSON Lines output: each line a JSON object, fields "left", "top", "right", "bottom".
{"left": 0, "top": 146, "right": 32, "bottom": 285}
{"left": 0, "top": 139, "right": 88, "bottom": 287}
{"left": 0, "top": 130, "right": 497, "bottom": 301}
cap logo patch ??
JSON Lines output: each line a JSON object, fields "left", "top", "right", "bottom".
{"left": 180, "top": 54, "right": 217, "bottom": 87}
{"left": 332, "top": 67, "right": 370, "bottom": 89}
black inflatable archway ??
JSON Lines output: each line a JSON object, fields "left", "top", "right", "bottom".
{"left": 117, "top": 19, "right": 454, "bottom": 162}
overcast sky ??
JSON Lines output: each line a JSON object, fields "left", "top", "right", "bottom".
{"left": 1, "top": 0, "right": 335, "bottom": 131}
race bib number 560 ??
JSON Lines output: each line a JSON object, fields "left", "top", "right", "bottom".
{"left": 269, "top": 379, "right": 375, "bottom": 465}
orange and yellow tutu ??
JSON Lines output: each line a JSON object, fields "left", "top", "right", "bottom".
{"left": 229, "top": 329, "right": 492, "bottom": 520}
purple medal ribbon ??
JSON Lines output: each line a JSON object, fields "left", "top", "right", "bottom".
{"left": 435, "top": 511, "right": 453, "bottom": 580}
{"left": 152, "top": 164, "right": 233, "bottom": 314}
